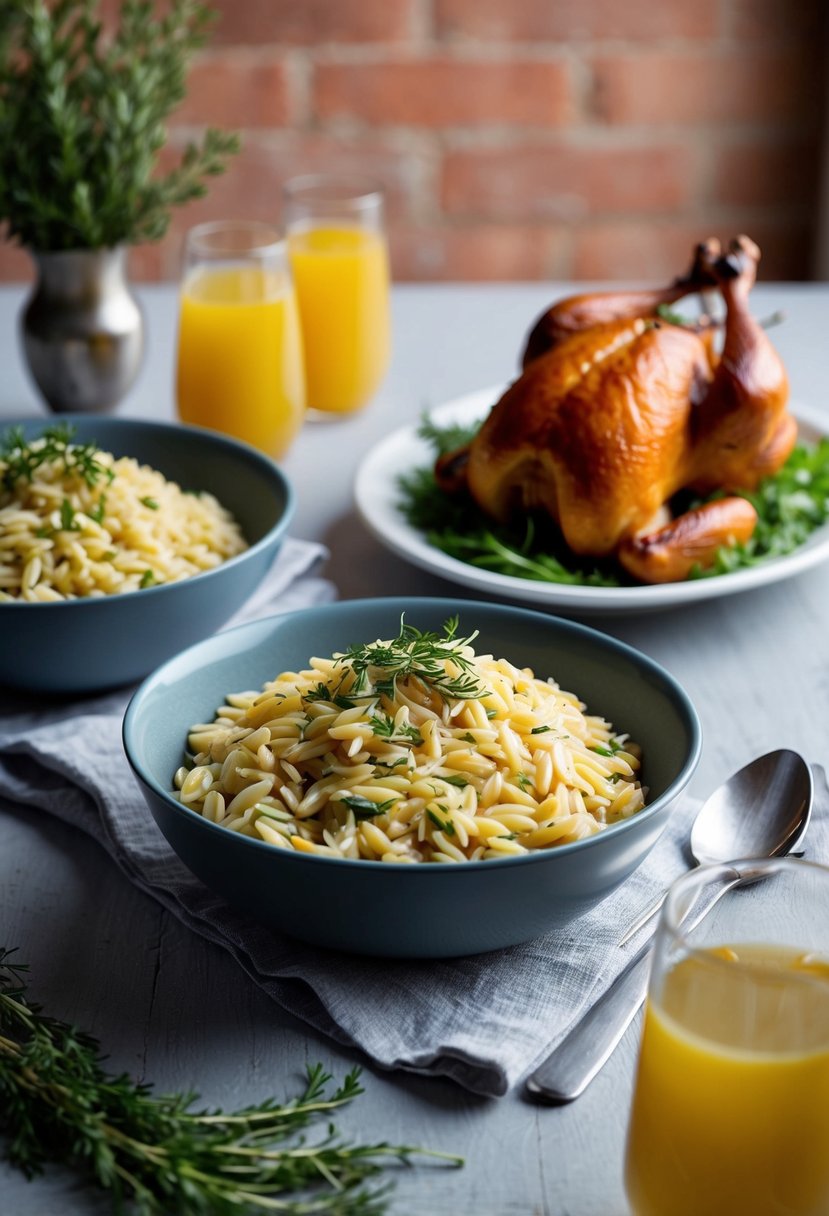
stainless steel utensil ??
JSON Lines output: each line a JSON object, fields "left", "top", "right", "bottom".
{"left": 619, "top": 748, "right": 812, "bottom": 946}
{"left": 525, "top": 749, "right": 814, "bottom": 1104}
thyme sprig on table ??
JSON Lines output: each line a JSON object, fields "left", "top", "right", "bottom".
{"left": 399, "top": 418, "right": 829, "bottom": 588}
{"left": 340, "top": 616, "right": 485, "bottom": 702}
{"left": 0, "top": 949, "right": 462, "bottom": 1214}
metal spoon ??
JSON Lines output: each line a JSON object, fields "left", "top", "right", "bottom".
{"left": 618, "top": 748, "right": 812, "bottom": 946}
{"left": 525, "top": 748, "right": 813, "bottom": 1105}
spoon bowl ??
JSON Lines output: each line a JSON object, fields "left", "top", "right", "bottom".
{"left": 620, "top": 748, "right": 812, "bottom": 946}
{"left": 526, "top": 749, "right": 815, "bottom": 1102}
{"left": 689, "top": 748, "right": 811, "bottom": 865}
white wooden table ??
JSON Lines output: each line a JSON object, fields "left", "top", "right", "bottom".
{"left": 2, "top": 280, "right": 828, "bottom": 1215}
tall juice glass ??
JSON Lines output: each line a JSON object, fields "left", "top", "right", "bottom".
{"left": 176, "top": 221, "right": 305, "bottom": 458}
{"left": 284, "top": 176, "right": 390, "bottom": 416}
{"left": 625, "top": 858, "right": 829, "bottom": 1216}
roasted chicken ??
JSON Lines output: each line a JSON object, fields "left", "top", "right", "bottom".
{"left": 436, "top": 236, "right": 793, "bottom": 583}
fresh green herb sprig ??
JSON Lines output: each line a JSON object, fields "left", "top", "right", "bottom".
{"left": 1, "top": 424, "right": 114, "bottom": 493}
{"left": 369, "top": 713, "right": 424, "bottom": 745}
{"left": 0, "top": 0, "right": 239, "bottom": 250}
{"left": 341, "top": 616, "right": 485, "bottom": 702}
{"left": 400, "top": 418, "right": 829, "bottom": 589}
{"left": 0, "top": 949, "right": 462, "bottom": 1214}
{"left": 688, "top": 438, "right": 829, "bottom": 577}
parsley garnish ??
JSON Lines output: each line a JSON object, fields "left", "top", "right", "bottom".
{"left": 399, "top": 419, "right": 829, "bottom": 588}
{"left": 427, "top": 808, "right": 456, "bottom": 836}
{"left": 140, "top": 496, "right": 159, "bottom": 510}
{"left": 336, "top": 794, "right": 397, "bottom": 820}
{"left": 139, "top": 569, "right": 155, "bottom": 589}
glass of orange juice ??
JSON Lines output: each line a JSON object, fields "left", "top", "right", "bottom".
{"left": 284, "top": 175, "right": 391, "bottom": 416}
{"left": 176, "top": 221, "right": 305, "bottom": 458}
{"left": 625, "top": 857, "right": 829, "bottom": 1216}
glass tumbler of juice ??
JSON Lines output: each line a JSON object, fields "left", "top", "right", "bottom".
{"left": 624, "top": 857, "right": 829, "bottom": 1216}
{"left": 284, "top": 175, "right": 391, "bottom": 416}
{"left": 176, "top": 221, "right": 305, "bottom": 459}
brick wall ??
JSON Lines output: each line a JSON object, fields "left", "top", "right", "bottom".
{"left": 1, "top": 0, "right": 825, "bottom": 283}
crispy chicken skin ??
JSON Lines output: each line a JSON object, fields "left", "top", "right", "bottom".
{"left": 436, "top": 236, "right": 793, "bottom": 584}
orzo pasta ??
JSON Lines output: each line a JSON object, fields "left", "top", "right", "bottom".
{"left": 0, "top": 425, "right": 247, "bottom": 601}
{"left": 175, "top": 618, "right": 646, "bottom": 863}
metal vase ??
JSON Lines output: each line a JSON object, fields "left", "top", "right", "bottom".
{"left": 21, "top": 246, "right": 144, "bottom": 413}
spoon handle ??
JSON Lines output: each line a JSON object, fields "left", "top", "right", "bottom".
{"left": 526, "top": 869, "right": 741, "bottom": 1104}
{"left": 525, "top": 939, "right": 653, "bottom": 1104}
{"left": 617, "top": 889, "right": 669, "bottom": 947}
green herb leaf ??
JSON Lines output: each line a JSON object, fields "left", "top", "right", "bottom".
{"left": 369, "top": 713, "right": 424, "bottom": 745}
{"left": 336, "top": 794, "right": 397, "bottom": 820}
{"left": 399, "top": 421, "right": 829, "bottom": 589}
{"left": 427, "top": 808, "right": 456, "bottom": 836}
{"left": 139, "top": 569, "right": 155, "bottom": 589}
{"left": 531, "top": 725, "right": 551, "bottom": 734}
{"left": 0, "top": 2, "right": 239, "bottom": 250}
{"left": 0, "top": 948, "right": 462, "bottom": 1213}
{"left": 89, "top": 493, "right": 106, "bottom": 524}
{"left": 140, "top": 496, "right": 159, "bottom": 510}
{"left": 59, "top": 498, "right": 79, "bottom": 531}
{"left": 1, "top": 425, "right": 113, "bottom": 493}
{"left": 341, "top": 615, "right": 485, "bottom": 702}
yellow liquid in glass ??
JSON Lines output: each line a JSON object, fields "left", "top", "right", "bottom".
{"left": 287, "top": 225, "right": 390, "bottom": 414}
{"left": 176, "top": 265, "right": 305, "bottom": 458}
{"left": 625, "top": 944, "right": 829, "bottom": 1216}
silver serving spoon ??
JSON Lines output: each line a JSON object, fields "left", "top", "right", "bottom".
{"left": 525, "top": 748, "right": 813, "bottom": 1105}
{"left": 618, "top": 748, "right": 812, "bottom": 946}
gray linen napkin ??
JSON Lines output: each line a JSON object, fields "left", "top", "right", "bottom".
{"left": 3, "top": 589, "right": 825, "bottom": 1096}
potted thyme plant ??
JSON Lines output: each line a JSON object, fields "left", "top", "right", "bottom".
{"left": 0, "top": 0, "right": 239, "bottom": 412}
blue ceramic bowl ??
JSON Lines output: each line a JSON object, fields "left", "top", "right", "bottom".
{"left": 124, "top": 597, "right": 702, "bottom": 958}
{"left": 0, "top": 416, "right": 293, "bottom": 693}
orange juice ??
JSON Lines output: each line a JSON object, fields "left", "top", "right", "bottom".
{"left": 176, "top": 265, "right": 305, "bottom": 458}
{"left": 287, "top": 225, "right": 390, "bottom": 414}
{"left": 625, "top": 944, "right": 829, "bottom": 1216}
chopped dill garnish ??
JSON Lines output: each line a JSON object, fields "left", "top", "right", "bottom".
{"left": 140, "top": 495, "right": 159, "bottom": 510}
{"left": 139, "top": 569, "right": 155, "bottom": 589}
{"left": 340, "top": 615, "right": 485, "bottom": 702}
{"left": 590, "top": 745, "right": 614, "bottom": 757}
{"left": 399, "top": 417, "right": 829, "bottom": 588}
{"left": 439, "top": 774, "right": 469, "bottom": 788}
{"left": 515, "top": 772, "right": 533, "bottom": 791}
{"left": 531, "top": 725, "right": 551, "bottom": 734}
